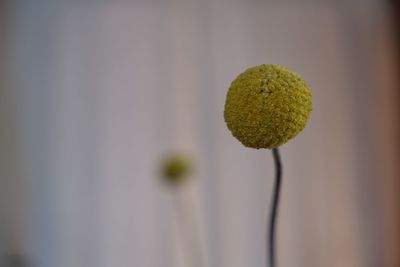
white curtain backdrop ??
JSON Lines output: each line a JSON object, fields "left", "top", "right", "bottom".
{"left": 4, "top": 0, "right": 399, "bottom": 267}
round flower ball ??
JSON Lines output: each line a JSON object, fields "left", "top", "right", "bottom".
{"left": 224, "top": 64, "right": 312, "bottom": 149}
{"left": 161, "top": 154, "right": 192, "bottom": 185}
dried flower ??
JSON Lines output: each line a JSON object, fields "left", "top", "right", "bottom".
{"left": 161, "top": 154, "right": 191, "bottom": 185}
{"left": 224, "top": 64, "right": 312, "bottom": 149}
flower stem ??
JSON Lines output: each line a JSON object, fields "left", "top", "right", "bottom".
{"left": 269, "top": 148, "right": 282, "bottom": 267}
{"left": 172, "top": 189, "right": 204, "bottom": 267}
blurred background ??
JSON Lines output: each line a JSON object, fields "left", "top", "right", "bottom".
{"left": 0, "top": 0, "right": 399, "bottom": 266}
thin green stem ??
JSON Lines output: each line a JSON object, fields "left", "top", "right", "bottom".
{"left": 268, "top": 148, "right": 282, "bottom": 267}
{"left": 172, "top": 190, "right": 203, "bottom": 267}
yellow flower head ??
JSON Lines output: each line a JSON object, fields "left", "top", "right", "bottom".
{"left": 161, "top": 154, "right": 192, "bottom": 185}
{"left": 224, "top": 64, "right": 312, "bottom": 149}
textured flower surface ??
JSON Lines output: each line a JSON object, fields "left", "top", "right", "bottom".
{"left": 224, "top": 64, "right": 312, "bottom": 149}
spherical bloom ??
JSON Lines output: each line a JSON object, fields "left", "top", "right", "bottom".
{"left": 224, "top": 64, "right": 312, "bottom": 149}
{"left": 161, "top": 154, "right": 192, "bottom": 185}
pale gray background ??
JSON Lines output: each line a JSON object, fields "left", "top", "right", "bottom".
{"left": 1, "top": 0, "right": 399, "bottom": 267}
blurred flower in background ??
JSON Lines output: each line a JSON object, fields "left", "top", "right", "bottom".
{"left": 159, "top": 153, "right": 206, "bottom": 267}
{"left": 161, "top": 154, "right": 192, "bottom": 186}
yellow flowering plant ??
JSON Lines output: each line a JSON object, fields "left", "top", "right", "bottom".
{"left": 224, "top": 64, "right": 312, "bottom": 149}
{"left": 224, "top": 64, "right": 312, "bottom": 267}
